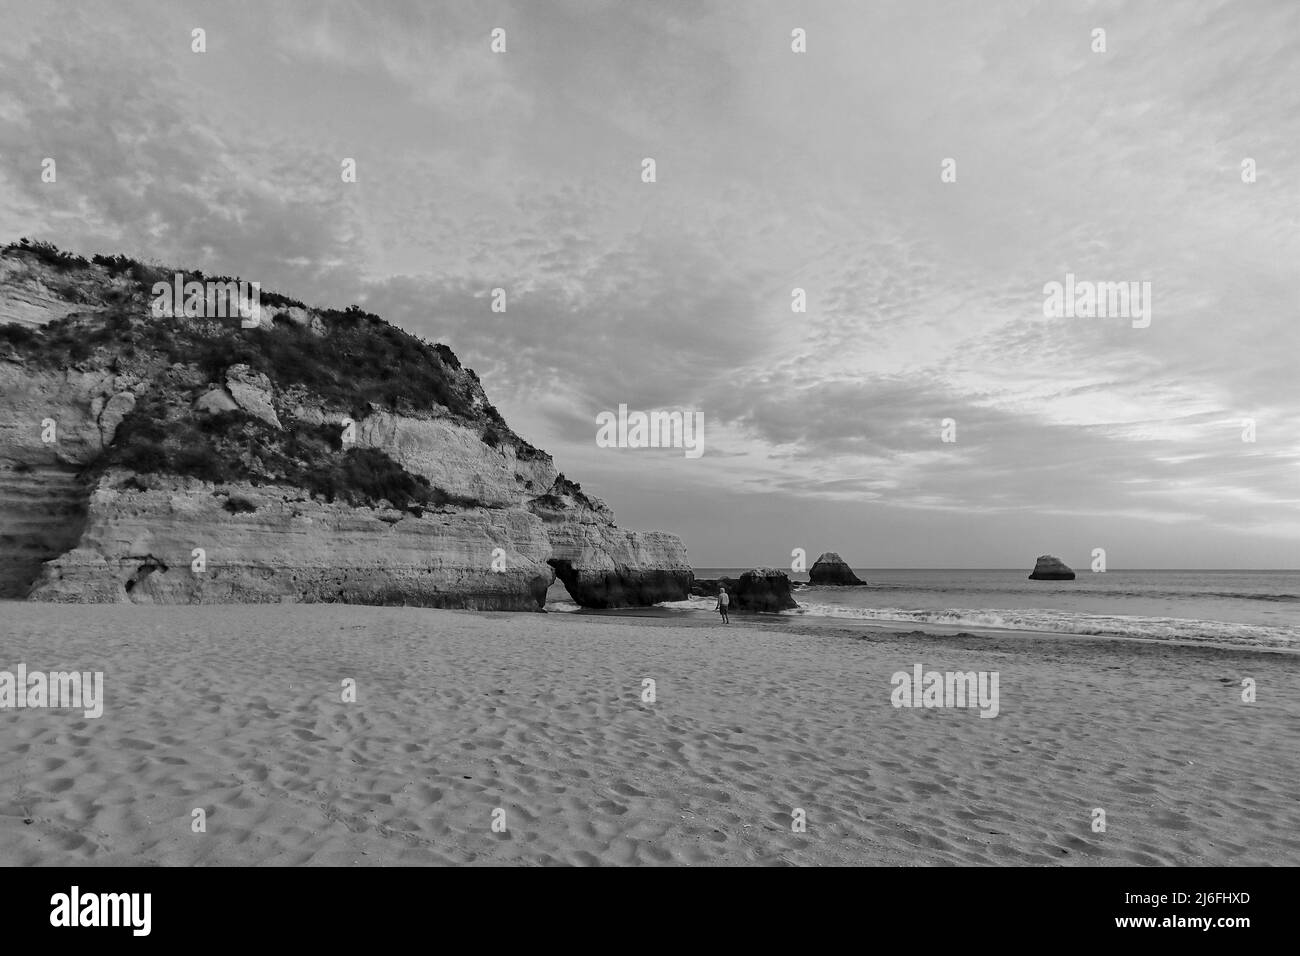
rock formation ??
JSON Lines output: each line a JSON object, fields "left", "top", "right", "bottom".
{"left": 29, "top": 473, "right": 555, "bottom": 608}
{"left": 1028, "top": 555, "right": 1075, "bottom": 580}
{"left": 0, "top": 241, "right": 691, "bottom": 609}
{"left": 732, "top": 568, "right": 799, "bottom": 611}
{"left": 527, "top": 475, "right": 691, "bottom": 607}
{"left": 0, "top": 362, "right": 132, "bottom": 597}
{"left": 808, "top": 551, "right": 865, "bottom": 585}
{"left": 692, "top": 568, "right": 798, "bottom": 612}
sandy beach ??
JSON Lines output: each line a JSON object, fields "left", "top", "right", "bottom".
{"left": 2, "top": 601, "right": 1297, "bottom": 866}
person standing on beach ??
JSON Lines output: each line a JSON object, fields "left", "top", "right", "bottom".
{"left": 716, "top": 587, "right": 730, "bottom": 624}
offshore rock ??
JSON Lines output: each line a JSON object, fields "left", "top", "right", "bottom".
{"left": 808, "top": 551, "right": 865, "bottom": 585}
{"left": 1028, "top": 555, "right": 1076, "bottom": 580}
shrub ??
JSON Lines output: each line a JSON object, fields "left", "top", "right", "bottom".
{"left": 172, "top": 444, "right": 227, "bottom": 480}
{"left": 7, "top": 239, "right": 89, "bottom": 272}
{"left": 514, "top": 440, "right": 548, "bottom": 461}
{"left": 116, "top": 439, "right": 168, "bottom": 474}
{"left": 433, "top": 343, "right": 461, "bottom": 370}
{"left": 283, "top": 420, "right": 342, "bottom": 458}
{"left": 331, "top": 447, "right": 432, "bottom": 511}
{"left": 0, "top": 323, "right": 37, "bottom": 349}
{"left": 91, "top": 253, "right": 137, "bottom": 277}
{"left": 196, "top": 410, "right": 251, "bottom": 434}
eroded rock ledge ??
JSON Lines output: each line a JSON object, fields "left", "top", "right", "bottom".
{"left": 27, "top": 473, "right": 556, "bottom": 609}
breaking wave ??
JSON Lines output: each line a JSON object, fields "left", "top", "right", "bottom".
{"left": 785, "top": 602, "right": 1297, "bottom": 647}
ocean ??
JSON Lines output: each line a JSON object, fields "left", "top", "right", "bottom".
{"left": 550, "top": 568, "right": 1300, "bottom": 648}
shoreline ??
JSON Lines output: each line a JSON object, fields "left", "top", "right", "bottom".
{"left": 551, "top": 602, "right": 1300, "bottom": 658}
{"left": 4, "top": 595, "right": 1295, "bottom": 657}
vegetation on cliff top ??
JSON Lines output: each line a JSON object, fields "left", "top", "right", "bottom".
{"left": 0, "top": 239, "right": 511, "bottom": 421}
{"left": 0, "top": 240, "right": 542, "bottom": 513}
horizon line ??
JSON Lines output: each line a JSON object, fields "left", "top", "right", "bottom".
{"left": 693, "top": 566, "right": 1300, "bottom": 573}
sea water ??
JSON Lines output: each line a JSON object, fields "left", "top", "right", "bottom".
{"left": 553, "top": 568, "right": 1300, "bottom": 648}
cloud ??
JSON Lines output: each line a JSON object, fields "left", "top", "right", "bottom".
{"left": 1, "top": 0, "right": 1297, "bottom": 565}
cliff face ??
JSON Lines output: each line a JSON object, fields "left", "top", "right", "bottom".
{"left": 355, "top": 410, "right": 558, "bottom": 510}
{"left": 28, "top": 473, "right": 555, "bottom": 608}
{"left": 0, "top": 251, "right": 134, "bottom": 328}
{"left": 0, "top": 363, "right": 137, "bottom": 596}
{"left": 527, "top": 482, "right": 693, "bottom": 608}
{"left": 0, "top": 243, "right": 691, "bottom": 608}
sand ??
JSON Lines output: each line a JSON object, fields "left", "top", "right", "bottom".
{"left": 1, "top": 601, "right": 1297, "bottom": 866}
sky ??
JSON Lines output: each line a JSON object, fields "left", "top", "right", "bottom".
{"left": 1, "top": 0, "right": 1297, "bottom": 568}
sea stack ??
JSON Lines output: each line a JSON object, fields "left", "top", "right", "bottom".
{"left": 808, "top": 551, "right": 865, "bottom": 585}
{"left": 691, "top": 569, "right": 798, "bottom": 611}
{"left": 732, "top": 567, "right": 799, "bottom": 612}
{"left": 1028, "top": 555, "right": 1075, "bottom": 580}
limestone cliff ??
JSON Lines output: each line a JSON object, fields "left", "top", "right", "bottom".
{"left": 0, "top": 241, "right": 691, "bottom": 608}
{"left": 0, "top": 362, "right": 136, "bottom": 597}
{"left": 525, "top": 476, "right": 693, "bottom": 607}
{"left": 29, "top": 472, "right": 554, "bottom": 609}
